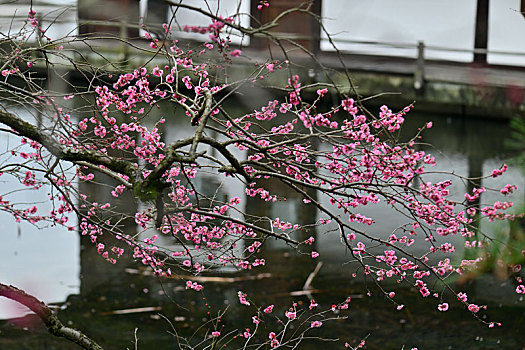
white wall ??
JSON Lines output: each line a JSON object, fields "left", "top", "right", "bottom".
{"left": 0, "top": 1, "right": 78, "bottom": 42}
{"left": 167, "top": 0, "right": 251, "bottom": 45}
{"left": 488, "top": 0, "right": 525, "bottom": 65}
{"left": 322, "top": 0, "right": 525, "bottom": 66}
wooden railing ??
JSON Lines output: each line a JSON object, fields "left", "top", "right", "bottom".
{"left": 2, "top": 7, "right": 525, "bottom": 92}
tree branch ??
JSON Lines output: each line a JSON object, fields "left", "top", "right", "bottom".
{"left": 0, "top": 109, "right": 137, "bottom": 179}
{"left": 0, "top": 283, "right": 103, "bottom": 350}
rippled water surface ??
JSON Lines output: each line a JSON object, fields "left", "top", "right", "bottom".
{"left": 1, "top": 103, "right": 524, "bottom": 349}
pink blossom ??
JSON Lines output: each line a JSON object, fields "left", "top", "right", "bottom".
{"left": 317, "top": 88, "right": 328, "bottom": 96}
{"left": 230, "top": 49, "right": 242, "bottom": 57}
{"left": 238, "top": 291, "right": 250, "bottom": 306}
{"left": 285, "top": 309, "right": 296, "bottom": 320}
{"left": 491, "top": 164, "right": 508, "bottom": 178}
{"left": 467, "top": 304, "right": 480, "bottom": 313}
{"left": 185, "top": 280, "right": 203, "bottom": 291}
{"left": 438, "top": 303, "right": 449, "bottom": 311}
{"left": 457, "top": 292, "right": 468, "bottom": 302}
{"left": 269, "top": 332, "right": 279, "bottom": 348}
{"left": 152, "top": 66, "right": 163, "bottom": 77}
{"left": 264, "top": 305, "right": 274, "bottom": 313}
{"left": 94, "top": 125, "right": 107, "bottom": 138}
{"left": 500, "top": 184, "right": 517, "bottom": 195}
{"left": 310, "top": 321, "right": 323, "bottom": 328}
{"left": 257, "top": 1, "right": 270, "bottom": 10}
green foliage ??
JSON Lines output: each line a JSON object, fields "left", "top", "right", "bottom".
{"left": 476, "top": 216, "right": 525, "bottom": 278}
{"left": 133, "top": 181, "right": 160, "bottom": 202}
{"left": 507, "top": 116, "right": 525, "bottom": 172}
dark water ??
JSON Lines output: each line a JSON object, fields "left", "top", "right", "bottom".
{"left": 0, "top": 104, "right": 524, "bottom": 349}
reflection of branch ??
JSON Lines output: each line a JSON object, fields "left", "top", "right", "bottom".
{"left": 303, "top": 261, "right": 323, "bottom": 291}
{"left": 0, "top": 283, "right": 104, "bottom": 350}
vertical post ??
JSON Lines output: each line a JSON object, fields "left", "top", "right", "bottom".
{"left": 248, "top": 0, "right": 322, "bottom": 52}
{"left": 474, "top": 0, "right": 489, "bottom": 63}
{"left": 310, "top": 0, "right": 322, "bottom": 55}
{"left": 36, "top": 14, "right": 43, "bottom": 43}
{"left": 119, "top": 20, "right": 129, "bottom": 62}
{"left": 414, "top": 41, "right": 425, "bottom": 93}
{"left": 36, "top": 14, "right": 44, "bottom": 59}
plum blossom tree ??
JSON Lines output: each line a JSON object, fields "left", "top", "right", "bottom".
{"left": 0, "top": 1, "right": 523, "bottom": 349}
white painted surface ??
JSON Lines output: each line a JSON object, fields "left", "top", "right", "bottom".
{"left": 322, "top": 0, "right": 525, "bottom": 66}
{"left": 168, "top": 0, "right": 251, "bottom": 44}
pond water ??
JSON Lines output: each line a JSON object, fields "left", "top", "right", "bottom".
{"left": 0, "top": 101, "right": 524, "bottom": 349}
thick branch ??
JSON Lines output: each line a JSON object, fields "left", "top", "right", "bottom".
{"left": 142, "top": 90, "right": 214, "bottom": 191}
{"left": 189, "top": 89, "right": 213, "bottom": 154}
{"left": 0, "top": 110, "right": 137, "bottom": 179}
{"left": 0, "top": 283, "right": 103, "bottom": 350}
{"left": 142, "top": 134, "right": 251, "bottom": 195}
{"left": 62, "top": 149, "right": 136, "bottom": 180}
{"left": 199, "top": 136, "right": 251, "bottom": 180}
{"left": 0, "top": 110, "right": 63, "bottom": 155}
{"left": 76, "top": 161, "right": 132, "bottom": 188}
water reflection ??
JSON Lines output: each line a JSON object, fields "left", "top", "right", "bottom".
{"left": 0, "top": 111, "right": 79, "bottom": 320}
{"left": 1, "top": 102, "right": 524, "bottom": 349}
